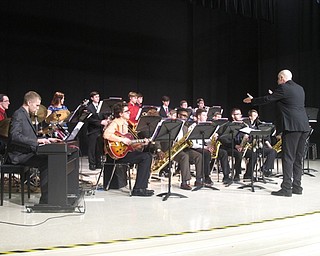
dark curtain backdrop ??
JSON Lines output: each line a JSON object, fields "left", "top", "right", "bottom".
{"left": 0, "top": 0, "right": 319, "bottom": 155}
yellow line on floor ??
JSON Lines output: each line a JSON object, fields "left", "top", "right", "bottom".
{"left": 1, "top": 210, "right": 320, "bottom": 255}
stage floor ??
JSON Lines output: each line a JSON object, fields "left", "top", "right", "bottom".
{"left": 1, "top": 158, "right": 320, "bottom": 255}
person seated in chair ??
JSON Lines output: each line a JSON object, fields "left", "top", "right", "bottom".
{"left": 103, "top": 102, "right": 154, "bottom": 197}
{"left": 7, "top": 91, "right": 61, "bottom": 204}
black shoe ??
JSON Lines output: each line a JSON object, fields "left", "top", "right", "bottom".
{"left": 96, "top": 164, "right": 103, "bottom": 169}
{"left": 194, "top": 181, "right": 204, "bottom": 187}
{"left": 233, "top": 175, "right": 240, "bottom": 182}
{"left": 204, "top": 176, "right": 213, "bottom": 185}
{"left": 223, "top": 178, "right": 233, "bottom": 186}
{"left": 271, "top": 189, "right": 292, "bottom": 197}
{"left": 292, "top": 187, "right": 303, "bottom": 195}
{"left": 89, "top": 164, "right": 96, "bottom": 170}
{"left": 132, "top": 188, "right": 154, "bottom": 197}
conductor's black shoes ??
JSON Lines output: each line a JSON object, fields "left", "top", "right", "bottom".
{"left": 271, "top": 189, "right": 292, "bottom": 197}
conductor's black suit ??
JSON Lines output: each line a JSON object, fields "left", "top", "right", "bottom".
{"left": 252, "top": 80, "right": 310, "bottom": 193}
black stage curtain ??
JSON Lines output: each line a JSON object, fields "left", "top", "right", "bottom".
{"left": 0, "top": 0, "right": 319, "bottom": 155}
{"left": 186, "top": 0, "right": 275, "bottom": 22}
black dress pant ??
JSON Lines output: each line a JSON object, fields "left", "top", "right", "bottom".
{"left": 281, "top": 131, "right": 309, "bottom": 191}
{"left": 117, "top": 151, "right": 152, "bottom": 189}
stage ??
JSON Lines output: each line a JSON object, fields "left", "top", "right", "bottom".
{"left": 1, "top": 157, "right": 320, "bottom": 255}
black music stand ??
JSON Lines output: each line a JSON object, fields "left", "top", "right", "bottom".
{"left": 255, "top": 124, "right": 277, "bottom": 184}
{"left": 136, "top": 116, "right": 162, "bottom": 138}
{"left": 238, "top": 129, "right": 270, "bottom": 192}
{"left": 207, "top": 106, "right": 222, "bottom": 121}
{"left": 135, "top": 105, "right": 158, "bottom": 120}
{"left": 98, "top": 98, "right": 123, "bottom": 117}
{"left": 187, "top": 122, "right": 219, "bottom": 191}
{"left": 219, "top": 122, "right": 245, "bottom": 184}
{"left": 154, "top": 119, "right": 187, "bottom": 201}
{"left": 303, "top": 128, "right": 317, "bottom": 176}
{"left": 304, "top": 107, "right": 318, "bottom": 176}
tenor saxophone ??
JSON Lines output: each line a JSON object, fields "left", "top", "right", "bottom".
{"left": 151, "top": 129, "right": 193, "bottom": 173}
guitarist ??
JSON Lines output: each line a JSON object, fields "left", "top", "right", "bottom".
{"left": 103, "top": 102, "right": 154, "bottom": 197}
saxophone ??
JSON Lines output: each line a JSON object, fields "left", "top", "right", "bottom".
{"left": 151, "top": 126, "right": 194, "bottom": 173}
{"left": 272, "top": 138, "right": 282, "bottom": 153}
{"left": 210, "top": 136, "right": 222, "bottom": 159}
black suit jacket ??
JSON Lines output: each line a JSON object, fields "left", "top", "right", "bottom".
{"left": 159, "top": 106, "right": 170, "bottom": 118}
{"left": 86, "top": 103, "right": 104, "bottom": 135}
{"left": 7, "top": 106, "right": 38, "bottom": 164}
{"left": 252, "top": 80, "right": 309, "bottom": 133}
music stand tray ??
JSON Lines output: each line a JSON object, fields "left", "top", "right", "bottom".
{"left": 153, "top": 119, "right": 188, "bottom": 201}
{"left": 186, "top": 122, "right": 219, "bottom": 191}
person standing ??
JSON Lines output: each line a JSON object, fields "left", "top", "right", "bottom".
{"left": 86, "top": 91, "right": 110, "bottom": 170}
{"left": 127, "top": 91, "right": 140, "bottom": 125}
{"left": 243, "top": 69, "right": 310, "bottom": 197}
{"left": 158, "top": 96, "right": 171, "bottom": 118}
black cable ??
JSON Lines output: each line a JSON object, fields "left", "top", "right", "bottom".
{"left": 0, "top": 189, "right": 86, "bottom": 227}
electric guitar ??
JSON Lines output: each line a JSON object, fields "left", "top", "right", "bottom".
{"left": 105, "top": 131, "right": 150, "bottom": 159}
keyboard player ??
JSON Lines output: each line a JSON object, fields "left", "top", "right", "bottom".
{"left": 7, "top": 91, "right": 61, "bottom": 204}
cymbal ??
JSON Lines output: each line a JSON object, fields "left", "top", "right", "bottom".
{"left": 30, "top": 105, "right": 47, "bottom": 123}
{"left": 45, "top": 110, "right": 70, "bottom": 123}
{"left": 0, "top": 118, "right": 11, "bottom": 138}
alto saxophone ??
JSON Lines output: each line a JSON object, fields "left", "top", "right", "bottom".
{"left": 210, "top": 136, "right": 222, "bottom": 159}
{"left": 272, "top": 138, "right": 282, "bottom": 153}
{"left": 151, "top": 126, "right": 194, "bottom": 173}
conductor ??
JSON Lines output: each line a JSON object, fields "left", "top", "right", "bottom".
{"left": 243, "top": 69, "right": 310, "bottom": 197}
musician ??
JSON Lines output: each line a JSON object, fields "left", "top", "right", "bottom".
{"left": 137, "top": 92, "right": 143, "bottom": 108}
{"left": 212, "top": 112, "right": 222, "bottom": 120}
{"left": 128, "top": 91, "right": 140, "bottom": 124}
{"left": 47, "top": 91, "right": 69, "bottom": 116}
{"left": 103, "top": 102, "right": 154, "bottom": 197}
{"left": 173, "top": 108, "right": 203, "bottom": 190}
{"left": 245, "top": 109, "right": 277, "bottom": 177}
{"left": 194, "top": 109, "right": 233, "bottom": 185}
{"left": 0, "top": 94, "right": 10, "bottom": 153}
{"left": 0, "top": 94, "right": 10, "bottom": 121}
{"left": 158, "top": 95, "right": 171, "bottom": 118}
{"left": 244, "top": 69, "right": 310, "bottom": 197}
{"left": 86, "top": 91, "right": 110, "bottom": 170}
{"left": 7, "top": 91, "right": 61, "bottom": 204}
{"left": 219, "top": 108, "right": 257, "bottom": 181}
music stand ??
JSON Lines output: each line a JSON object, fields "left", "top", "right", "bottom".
{"left": 252, "top": 124, "right": 278, "bottom": 185}
{"left": 219, "top": 122, "right": 245, "bottom": 184}
{"left": 303, "top": 128, "right": 317, "bottom": 176}
{"left": 136, "top": 116, "right": 162, "bottom": 138}
{"left": 154, "top": 119, "right": 187, "bottom": 201}
{"left": 97, "top": 98, "right": 123, "bottom": 116}
{"left": 237, "top": 129, "right": 270, "bottom": 192}
{"left": 135, "top": 105, "right": 158, "bottom": 120}
{"left": 187, "top": 122, "right": 219, "bottom": 191}
{"left": 304, "top": 107, "right": 318, "bottom": 175}
{"left": 207, "top": 106, "right": 222, "bottom": 121}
